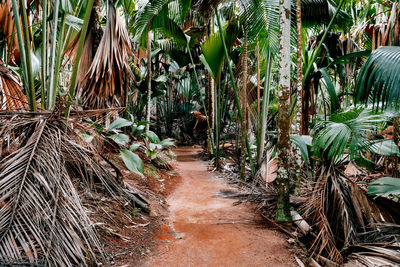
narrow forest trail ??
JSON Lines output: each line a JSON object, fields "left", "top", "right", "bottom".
{"left": 144, "top": 147, "right": 296, "bottom": 267}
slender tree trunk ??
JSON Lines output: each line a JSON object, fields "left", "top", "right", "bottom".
{"left": 40, "top": 0, "right": 47, "bottom": 109}
{"left": 145, "top": 29, "right": 152, "bottom": 133}
{"left": 92, "top": 0, "right": 102, "bottom": 53}
{"left": 294, "top": 0, "right": 303, "bottom": 194}
{"left": 240, "top": 28, "right": 248, "bottom": 180}
{"left": 275, "top": 0, "right": 292, "bottom": 221}
{"left": 295, "top": 0, "right": 303, "bottom": 136}
{"left": 205, "top": 15, "right": 214, "bottom": 155}
{"left": 257, "top": 49, "right": 272, "bottom": 165}
{"left": 256, "top": 39, "right": 260, "bottom": 114}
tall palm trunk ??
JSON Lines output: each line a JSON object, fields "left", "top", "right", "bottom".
{"left": 275, "top": 0, "right": 292, "bottom": 221}
{"left": 204, "top": 14, "right": 214, "bottom": 155}
{"left": 256, "top": 39, "right": 260, "bottom": 113}
{"left": 240, "top": 28, "right": 248, "bottom": 180}
{"left": 294, "top": 0, "right": 303, "bottom": 193}
{"left": 295, "top": 0, "right": 302, "bottom": 135}
{"left": 146, "top": 29, "right": 152, "bottom": 133}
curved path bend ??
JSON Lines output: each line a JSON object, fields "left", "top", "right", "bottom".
{"left": 144, "top": 147, "right": 296, "bottom": 267}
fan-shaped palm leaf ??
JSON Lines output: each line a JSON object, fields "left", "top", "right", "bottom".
{"left": 238, "top": 0, "right": 281, "bottom": 57}
{"left": 312, "top": 107, "right": 387, "bottom": 162}
{"left": 356, "top": 46, "right": 400, "bottom": 110}
{"left": 133, "top": 0, "right": 191, "bottom": 45}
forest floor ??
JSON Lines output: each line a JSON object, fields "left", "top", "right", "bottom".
{"left": 141, "top": 146, "right": 297, "bottom": 266}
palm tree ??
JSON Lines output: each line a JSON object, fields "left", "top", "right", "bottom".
{"left": 240, "top": 26, "right": 248, "bottom": 180}
{"left": 146, "top": 28, "right": 152, "bottom": 133}
{"left": 275, "top": 0, "right": 292, "bottom": 221}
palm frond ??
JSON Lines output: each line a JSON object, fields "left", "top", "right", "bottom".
{"left": 312, "top": 107, "right": 386, "bottom": 162}
{"left": 0, "top": 63, "right": 28, "bottom": 110}
{"left": 0, "top": 110, "right": 149, "bottom": 265}
{"left": 151, "top": 5, "right": 187, "bottom": 49}
{"left": 303, "top": 167, "right": 395, "bottom": 264}
{"left": 133, "top": 0, "right": 171, "bottom": 42}
{"left": 302, "top": 0, "right": 351, "bottom": 30}
{"left": 238, "top": 0, "right": 281, "bottom": 57}
{"left": 356, "top": 46, "right": 400, "bottom": 110}
{"left": 0, "top": 119, "right": 102, "bottom": 265}
{"left": 200, "top": 18, "right": 239, "bottom": 81}
{"left": 0, "top": 0, "right": 19, "bottom": 64}
{"left": 345, "top": 243, "right": 400, "bottom": 266}
{"left": 80, "top": 3, "right": 133, "bottom": 109}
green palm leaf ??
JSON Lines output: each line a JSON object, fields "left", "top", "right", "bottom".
{"left": 302, "top": 0, "right": 351, "bottom": 30}
{"left": 200, "top": 19, "right": 239, "bottom": 81}
{"left": 312, "top": 107, "right": 387, "bottom": 161}
{"left": 367, "top": 177, "right": 400, "bottom": 198}
{"left": 356, "top": 46, "right": 400, "bottom": 110}
{"left": 133, "top": 0, "right": 191, "bottom": 47}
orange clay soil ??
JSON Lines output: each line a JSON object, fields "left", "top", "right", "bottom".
{"left": 143, "top": 147, "right": 297, "bottom": 267}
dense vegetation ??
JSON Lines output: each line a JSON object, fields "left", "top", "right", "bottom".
{"left": 1, "top": 0, "right": 400, "bottom": 265}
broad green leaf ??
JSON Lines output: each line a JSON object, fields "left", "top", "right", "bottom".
{"left": 120, "top": 150, "right": 144, "bottom": 174}
{"left": 107, "top": 118, "right": 133, "bottom": 131}
{"left": 199, "top": 54, "right": 215, "bottom": 79}
{"left": 109, "top": 134, "right": 130, "bottom": 146}
{"left": 370, "top": 139, "right": 400, "bottom": 156}
{"left": 200, "top": 19, "right": 239, "bottom": 83}
{"left": 146, "top": 131, "right": 160, "bottom": 143}
{"left": 137, "top": 121, "right": 150, "bottom": 126}
{"left": 356, "top": 47, "right": 400, "bottom": 110}
{"left": 367, "top": 177, "right": 400, "bottom": 197}
{"left": 86, "top": 118, "right": 104, "bottom": 133}
{"left": 159, "top": 138, "right": 176, "bottom": 148}
{"left": 355, "top": 156, "right": 375, "bottom": 172}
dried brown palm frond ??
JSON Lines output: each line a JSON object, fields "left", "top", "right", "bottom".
{"left": 64, "top": 30, "right": 95, "bottom": 93}
{"left": 0, "top": 119, "right": 102, "bottom": 266}
{"left": 64, "top": 0, "right": 103, "bottom": 95}
{"left": 0, "top": 0, "right": 19, "bottom": 65}
{"left": 0, "top": 0, "right": 37, "bottom": 65}
{"left": 344, "top": 243, "right": 400, "bottom": 266}
{"left": 357, "top": 223, "right": 400, "bottom": 243}
{"left": 0, "top": 62, "right": 28, "bottom": 110}
{"left": 302, "top": 166, "right": 396, "bottom": 264}
{"left": 0, "top": 110, "right": 148, "bottom": 265}
{"left": 80, "top": 3, "right": 133, "bottom": 109}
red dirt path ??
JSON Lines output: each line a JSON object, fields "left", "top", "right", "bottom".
{"left": 144, "top": 147, "right": 296, "bottom": 267}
